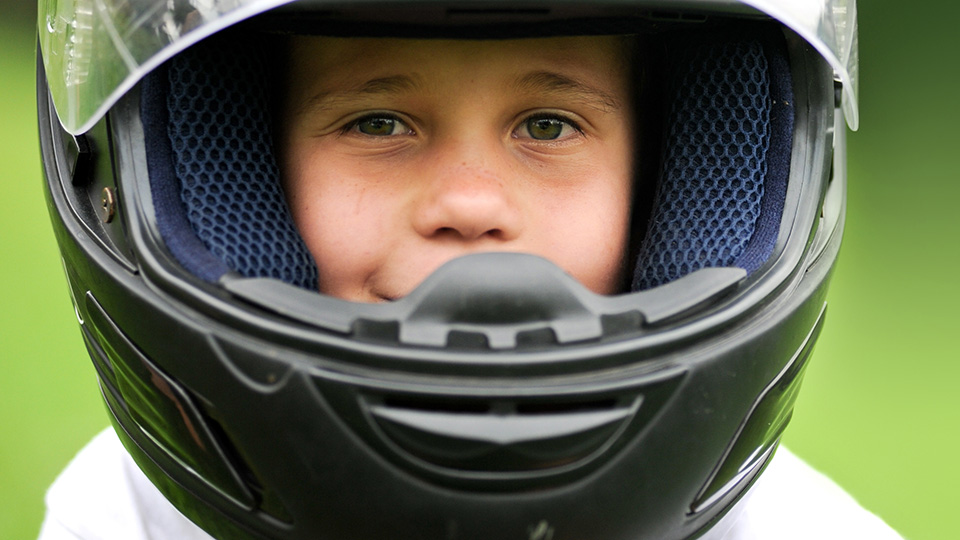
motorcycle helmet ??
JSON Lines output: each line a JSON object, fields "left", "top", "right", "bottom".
{"left": 37, "top": 1, "right": 858, "bottom": 539}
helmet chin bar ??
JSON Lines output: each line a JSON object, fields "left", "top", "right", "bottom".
{"left": 224, "top": 253, "right": 747, "bottom": 350}
{"left": 62, "top": 243, "right": 830, "bottom": 540}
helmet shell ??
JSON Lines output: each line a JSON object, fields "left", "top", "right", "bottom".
{"left": 37, "top": 1, "right": 852, "bottom": 538}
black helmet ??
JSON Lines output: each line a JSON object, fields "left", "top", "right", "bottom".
{"left": 37, "top": 1, "right": 858, "bottom": 539}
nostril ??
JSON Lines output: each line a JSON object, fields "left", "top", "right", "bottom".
{"left": 432, "top": 225, "right": 505, "bottom": 241}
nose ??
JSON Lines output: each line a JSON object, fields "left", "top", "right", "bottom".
{"left": 411, "top": 145, "right": 523, "bottom": 243}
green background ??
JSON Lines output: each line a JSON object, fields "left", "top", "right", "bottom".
{"left": 1, "top": 2, "right": 957, "bottom": 538}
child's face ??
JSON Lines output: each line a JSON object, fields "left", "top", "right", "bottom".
{"left": 280, "top": 35, "right": 636, "bottom": 302}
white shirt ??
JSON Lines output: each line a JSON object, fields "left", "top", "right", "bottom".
{"left": 39, "top": 429, "right": 904, "bottom": 540}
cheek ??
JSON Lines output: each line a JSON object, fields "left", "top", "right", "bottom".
{"left": 559, "top": 137, "right": 636, "bottom": 292}
{"left": 531, "top": 163, "right": 633, "bottom": 295}
{"left": 281, "top": 145, "right": 398, "bottom": 292}
{"left": 553, "top": 192, "right": 632, "bottom": 293}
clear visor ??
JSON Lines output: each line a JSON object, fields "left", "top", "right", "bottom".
{"left": 39, "top": 0, "right": 858, "bottom": 135}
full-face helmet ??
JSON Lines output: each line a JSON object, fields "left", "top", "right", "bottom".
{"left": 37, "top": 1, "right": 858, "bottom": 539}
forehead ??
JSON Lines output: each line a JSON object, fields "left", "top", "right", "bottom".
{"left": 283, "top": 35, "right": 633, "bottom": 96}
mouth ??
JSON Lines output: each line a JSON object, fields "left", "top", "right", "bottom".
{"left": 374, "top": 292, "right": 401, "bottom": 303}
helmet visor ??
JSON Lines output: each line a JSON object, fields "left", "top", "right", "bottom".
{"left": 39, "top": 0, "right": 859, "bottom": 135}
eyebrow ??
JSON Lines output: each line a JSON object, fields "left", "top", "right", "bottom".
{"left": 296, "top": 70, "right": 622, "bottom": 115}
{"left": 513, "top": 71, "right": 623, "bottom": 113}
{"left": 299, "top": 74, "right": 423, "bottom": 115}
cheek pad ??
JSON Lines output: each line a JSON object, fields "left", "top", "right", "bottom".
{"left": 142, "top": 36, "right": 319, "bottom": 290}
{"left": 632, "top": 29, "right": 793, "bottom": 291}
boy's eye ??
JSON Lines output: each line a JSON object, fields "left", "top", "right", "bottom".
{"left": 515, "top": 115, "right": 582, "bottom": 141}
{"left": 351, "top": 115, "right": 414, "bottom": 137}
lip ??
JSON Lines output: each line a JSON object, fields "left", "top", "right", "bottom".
{"left": 374, "top": 292, "right": 401, "bottom": 303}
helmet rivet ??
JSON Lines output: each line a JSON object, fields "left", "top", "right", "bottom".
{"left": 100, "top": 187, "right": 116, "bottom": 223}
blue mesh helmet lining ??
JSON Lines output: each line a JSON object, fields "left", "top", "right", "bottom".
{"left": 632, "top": 30, "right": 794, "bottom": 290}
{"left": 142, "top": 36, "right": 319, "bottom": 290}
{"left": 141, "top": 27, "right": 792, "bottom": 294}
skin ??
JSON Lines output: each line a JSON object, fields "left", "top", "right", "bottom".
{"left": 279, "top": 36, "right": 636, "bottom": 303}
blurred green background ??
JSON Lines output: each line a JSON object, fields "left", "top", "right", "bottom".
{"left": 2, "top": 1, "right": 958, "bottom": 539}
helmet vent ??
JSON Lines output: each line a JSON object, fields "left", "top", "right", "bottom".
{"left": 312, "top": 368, "right": 687, "bottom": 490}
{"left": 364, "top": 394, "right": 641, "bottom": 473}
{"left": 381, "top": 395, "right": 492, "bottom": 414}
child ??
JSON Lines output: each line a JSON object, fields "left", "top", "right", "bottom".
{"left": 278, "top": 36, "right": 636, "bottom": 301}
{"left": 38, "top": 1, "right": 903, "bottom": 539}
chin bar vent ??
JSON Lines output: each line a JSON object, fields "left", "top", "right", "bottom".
{"left": 311, "top": 368, "right": 685, "bottom": 491}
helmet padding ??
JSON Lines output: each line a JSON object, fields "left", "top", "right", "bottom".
{"left": 633, "top": 29, "right": 793, "bottom": 290}
{"left": 141, "top": 25, "right": 792, "bottom": 294}
{"left": 141, "top": 39, "right": 319, "bottom": 289}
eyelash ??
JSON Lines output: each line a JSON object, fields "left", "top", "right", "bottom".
{"left": 514, "top": 113, "right": 584, "bottom": 141}
{"left": 340, "top": 113, "right": 415, "bottom": 137}
{"left": 338, "top": 111, "right": 584, "bottom": 140}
